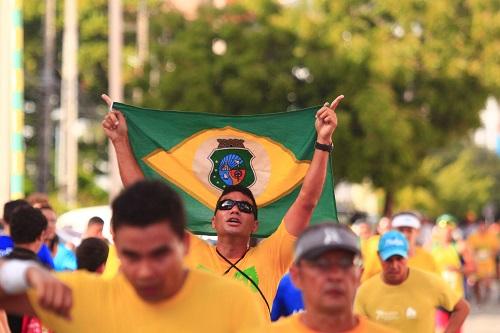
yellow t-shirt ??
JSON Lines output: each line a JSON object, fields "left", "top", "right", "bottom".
{"left": 431, "top": 244, "right": 464, "bottom": 297}
{"left": 467, "top": 231, "right": 499, "bottom": 278}
{"left": 354, "top": 268, "right": 460, "bottom": 333}
{"left": 270, "top": 313, "right": 397, "bottom": 333}
{"left": 362, "top": 245, "right": 439, "bottom": 282}
{"left": 28, "top": 269, "right": 265, "bottom": 333}
{"left": 185, "top": 222, "right": 296, "bottom": 318}
{"left": 101, "top": 244, "right": 119, "bottom": 279}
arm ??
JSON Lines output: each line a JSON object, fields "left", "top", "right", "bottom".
{"left": 0, "top": 260, "right": 72, "bottom": 319}
{"left": 443, "top": 298, "right": 470, "bottom": 333}
{"left": 101, "top": 94, "right": 145, "bottom": 186}
{"left": 283, "top": 95, "right": 344, "bottom": 236}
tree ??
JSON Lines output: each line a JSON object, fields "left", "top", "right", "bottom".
{"left": 395, "top": 142, "right": 500, "bottom": 218}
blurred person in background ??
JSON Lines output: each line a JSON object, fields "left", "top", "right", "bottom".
{"left": 467, "top": 217, "right": 499, "bottom": 305}
{"left": 359, "top": 217, "right": 391, "bottom": 283}
{"left": 76, "top": 237, "right": 109, "bottom": 274}
{"left": 83, "top": 216, "right": 105, "bottom": 240}
{"left": 355, "top": 230, "right": 470, "bottom": 333}
{"left": 431, "top": 214, "right": 475, "bottom": 333}
{"left": 0, "top": 200, "right": 30, "bottom": 257}
{"left": 362, "top": 212, "right": 438, "bottom": 282}
{"left": 5, "top": 206, "right": 49, "bottom": 333}
{"left": 271, "top": 223, "right": 396, "bottom": 333}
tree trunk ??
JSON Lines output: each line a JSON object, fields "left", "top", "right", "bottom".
{"left": 38, "top": 0, "right": 57, "bottom": 193}
{"left": 132, "top": 0, "right": 149, "bottom": 104}
{"left": 58, "top": 0, "right": 79, "bottom": 206}
{"left": 383, "top": 190, "right": 394, "bottom": 217}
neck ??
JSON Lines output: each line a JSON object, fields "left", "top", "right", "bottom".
{"left": 2, "top": 225, "right": 10, "bottom": 236}
{"left": 216, "top": 235, "right": 250, "bottom": 260}
{"left": 408, "top": 242, "right": 416, "bottom": 256}
{"left": 16, "top": 243, "right": 39, "bottom": 253}
{"left": 383, "top": 267, "right": 409, "bottom": 285}
{"left": 300, "top": 309, "right": 358, "bottom": 332}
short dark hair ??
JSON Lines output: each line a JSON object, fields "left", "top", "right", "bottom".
{"left": 10, "top": 206, "right": 48, "bottom": 244}
{"left": 2, "top": 199, "right": 30, "bottom": 225}
{"left": 88, "top": 216, "right": 104, "bottom": 226}
{"left": 76, "top": 237, "right": 109, "bottom": 272}
{"left": 111, "top": 180, "right": 186, "bottom": 239}
{"left": 215, "top": 185, "right": 258, "bottom": 219}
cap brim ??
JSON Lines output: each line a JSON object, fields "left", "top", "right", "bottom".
{"left": 379, "top": 248, "right": 408, "bottom": 261}
{"left": 297, "top": 244, "right": 360, "bottom": 262}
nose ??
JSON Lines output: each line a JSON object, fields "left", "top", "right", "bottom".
{"left": 136, "top": 261, "right": 155, "bottom": 280}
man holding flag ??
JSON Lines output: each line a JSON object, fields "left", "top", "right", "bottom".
{"left": 101, "top": 93, "right": 343, "bottom": 318}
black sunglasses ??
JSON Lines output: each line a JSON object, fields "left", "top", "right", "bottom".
{"left": 216, "top": 199, "right": 255, "bottom": 215}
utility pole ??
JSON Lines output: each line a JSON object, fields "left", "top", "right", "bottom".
{"left": 108, "top": 0, "right": 124, "bottom": 200}
{"left": 38, "top": 0, "right": 57, "bottom": 193}
{"left": 0, "top": 0, "right": 24, "bottom": 202}
{"left": 132, "top": 0, "right": 149, "bottom": 104}
{"left": 58, "top": 0, "right": 79, "bottom": 207}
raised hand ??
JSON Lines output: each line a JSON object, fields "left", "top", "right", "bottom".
{"left": 101, "top": 94, "right": 128, "bottom": 143}
{"left": 315, "top": 95, "right": 343, "bottom": 144}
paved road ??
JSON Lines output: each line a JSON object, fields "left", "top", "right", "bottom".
{"left": 463, "top": 282, "right": 500, "bottom": 333}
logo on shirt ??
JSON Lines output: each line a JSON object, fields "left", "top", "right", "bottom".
{"left": 406, "top": 307, "right": 417, "bottom": 319}
{"left": 375, "top": 310, "right": 399, "bottom": 321}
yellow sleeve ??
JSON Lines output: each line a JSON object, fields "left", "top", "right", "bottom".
{"left": 432, "top": 273, "right": 461, "bottom": 312}
{"left": 26, "top": 272, "right": 81, "bottom": 332}
{"left": 102, "top": 244, "right": 120, "bottom": 279}
{"left": 257, "top": 221, "right": 297, "bottom": 275}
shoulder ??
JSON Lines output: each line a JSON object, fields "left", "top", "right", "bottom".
{"left": 270, "top": 314, "right": 301, "bottom": 332}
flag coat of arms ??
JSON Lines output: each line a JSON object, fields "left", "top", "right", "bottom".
{"left": 113, "top": 102, "right": 337, "bottom": 237}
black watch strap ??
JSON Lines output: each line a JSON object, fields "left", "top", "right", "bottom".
{"left": 315, "top": 141, "right": 334, "bottom": 153}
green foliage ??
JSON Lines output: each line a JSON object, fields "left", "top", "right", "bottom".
{"left": 395, "top": 143, "right": 500, "bottom": 217}
{"left": 21, "top": 0, "right": 500, "bottom": 210}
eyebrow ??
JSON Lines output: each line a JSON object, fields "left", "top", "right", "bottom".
{"left": 120, "top": 245, "right": 171, "bottom": 258}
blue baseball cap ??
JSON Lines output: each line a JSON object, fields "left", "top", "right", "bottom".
{"left": 378, "top": 230, "right": 409, "bottom": 261}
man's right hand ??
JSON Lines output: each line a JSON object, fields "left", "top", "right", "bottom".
{"left": 26, "top": 266, "right": 72, "bottom": 320}
{"left": 101, "top": 94, "right": 128, "bottom": 143}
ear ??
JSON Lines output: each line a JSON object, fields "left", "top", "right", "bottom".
{"left": 96, "top": 264, "right": 106, "bottom": 274}
{"left": 289, "top": 264, "right": 302, "bottom": 290}
{"left": 183, "top": 233, "right": 190, "bottom": 256}
{"left": 252, "top": 219, "right": 259, "bottom": 233}
{"left": 211, "top": 215, "right": 216, "bottom": 230}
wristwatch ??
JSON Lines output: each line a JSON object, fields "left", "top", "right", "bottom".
{"left": 315, "top": 142, "right": 334, "bottom": 153}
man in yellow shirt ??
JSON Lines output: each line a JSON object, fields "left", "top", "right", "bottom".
{"left": 271, "top": 223, "right": 396, "bottom": 333}
{"left": 355, "top": 230, "right": 470, "bottom": 333}
{"left": 0, "top": 180, "right": 265, "bottom": 333}
{"left": 101, "top": 93, "right": 344, "bottom": 316}
{"left": 467, "top": 218, "right": 499, "bottom": 304}
{"left": 361, "top": 212, "right": 438, "bottom": 282}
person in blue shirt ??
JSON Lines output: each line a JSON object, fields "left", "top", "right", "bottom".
{"left": 1, "top": 199, "right": 55, "bottom": 269}
{"left": 0, "top": 200, "right": 30, "bottom": 257}
{"left": 271, "top": 272, "right": 304, "bottom": 321}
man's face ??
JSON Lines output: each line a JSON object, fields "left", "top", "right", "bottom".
{"left": 291, "top": 250, "right": 361, "bottom": 314}
{"left": 41, "top": 208, "right": 57, "bottom": 241}
{"left": 395, "top": 226, "right": 417, "bottom": 247}
{"left": 211, "top": 191, "right": 258, "bottom": 237}
{"left": 114, "top": 221, "right": 188, "bottom": 302}
{"left": 380, "top": 255, "right": 408, "bottom": 285}
{"left": 87, "top": 223, "right": 104, "bottom": 238}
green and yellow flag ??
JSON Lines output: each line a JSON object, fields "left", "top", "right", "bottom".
{"left": 113, "top": 103, "right": 337, "bottom": 237}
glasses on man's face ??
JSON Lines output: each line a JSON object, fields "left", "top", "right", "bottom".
{"left": 216, "top": 199, "right": 255, "bottom": 214}
{"left": 304, "top": 255, "right": 362, "bottom": 272}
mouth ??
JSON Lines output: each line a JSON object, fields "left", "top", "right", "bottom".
{"left": 324, "top": 287, "right": 345, "bottom": 297}
{"left": 226, "top": 218, "right": 242, "bottom": 226}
